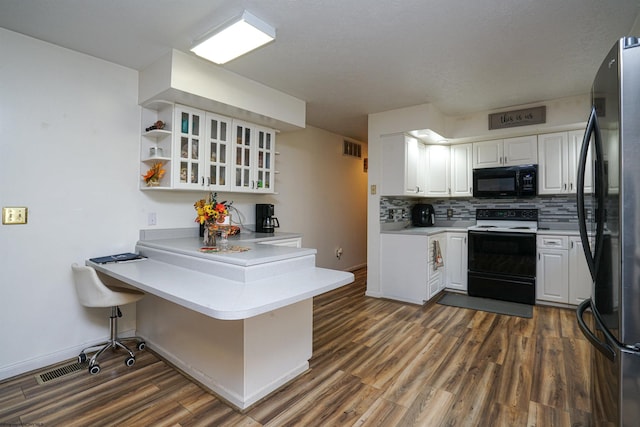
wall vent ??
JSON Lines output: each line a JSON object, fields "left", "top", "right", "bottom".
{"left": 343, "top": 140, "right": 362, "bottom": 158}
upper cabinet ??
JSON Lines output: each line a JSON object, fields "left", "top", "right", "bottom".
{"left": 140, "top": 103, "right": 275, "bottom": 193}
{"left": 232, "top": 121, "right": 277, "bottom": 193}
{"left": 380, "top": 134, "right": 426, "bottom": 196}
{"left": 425, "top": 145, "right": 450, "bottom": 197}
{"left": 449, "top": 143, "right": 473, "bottom": 197}
{"left": 472, "top": 136, "right": 538, "bottom": 169}
{"left": 538, "top": 130, "right": 592, "bottom": 195}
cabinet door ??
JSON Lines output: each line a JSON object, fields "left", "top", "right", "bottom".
{"left": 450, "top": 144, "right": 473, "bottom": 197}
{"left": 380, "top": 134, "right": 424, "bottom": 196}
{"left": 538, "top": 132, "right": 569, "bottom": 195}
{"left": 569, "top": 237, "right": 591, "bottom": 304}
{"left": 205, "top": 113, "right": 231, "bottom": 191}
{"left": 536, "top": 249, "right": 569, "bottom": 303}
{"left": 253, "top": 126, "right": 276, "bottom": 193}
{"left": 503, "top": 135, "right": 538, "bottom": 166}
{"left": 428, "top": 234, "right": 446, "bottom": 297}
{"left": 445, "top": 232, "right": 467, "bottom": 291}
{"left": 568, "top": 130, "right": 593, "bottom": 194}
{"left": 174, "top": 106, "right": 206, "bottom": 189}
{"left": 232, "top": 121, "right": 254, "bottom": 192}
{"left": 425, "top": 145, "right": 450, "bottom": 197}
{"left": 473, "top": 139, "right": 503, "bottom": 168}
{"left": 380, "top": 234, "right": 428, "bottom": 304}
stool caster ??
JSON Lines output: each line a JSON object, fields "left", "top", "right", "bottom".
{"left": 89, "top": 364, "right": 101, "bottom": 375}
{"left": 125, "top": 356, "right": 135, "bottom": 367}
{"left": 137, "top": 341, "right": 146, "bottom": 351}
{"left": 78, "top": 353, "right": 87, "bottom": 364}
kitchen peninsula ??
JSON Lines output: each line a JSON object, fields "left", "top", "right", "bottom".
{"left": 89, "top": 228, "right": 354, "bottom": 411}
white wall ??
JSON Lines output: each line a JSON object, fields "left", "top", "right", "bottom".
{"left": 366, "top": 97, "right": 590, "bottom": 298}
{"left": 0, "top": 28, "right": 367, "bottom": 380}
{"left": 275, "top": 127, "right": 368, "bottom": 270}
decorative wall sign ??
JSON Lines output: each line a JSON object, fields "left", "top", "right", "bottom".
{"left": 488, "top": 106, "right": 546, "bottom": 130}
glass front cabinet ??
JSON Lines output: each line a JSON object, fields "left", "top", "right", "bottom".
{"left": 232, "top": 121, "right": 276, "bottom": 193}
{"left": 141, "top": 104, "right": 275, "bottom": 193}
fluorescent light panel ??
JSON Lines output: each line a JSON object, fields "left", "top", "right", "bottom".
{"left": 191, "top": 11, "right": 275, "bottom": 64}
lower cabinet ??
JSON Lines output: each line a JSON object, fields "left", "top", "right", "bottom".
{"left": 259, "top": 237, "right": 302, "bottom": 248}
{"left": 536, "top": 234, "right": 591, "bottom": 305}
{"left": 445, "top": 232, "right": 468, "bottom": 292}
{"left": 380, "top": 232, "right": 449, "bottom": 304}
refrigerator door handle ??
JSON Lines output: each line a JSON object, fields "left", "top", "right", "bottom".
{"left": 576, "top": 299, "right": 616, "bottom": 361}
{"left": 577, "top": 106, "right": 606, "bottom": 280}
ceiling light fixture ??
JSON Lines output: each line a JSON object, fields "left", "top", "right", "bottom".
{"left": 191, "top": 11, "right": 275, "bottom": 64}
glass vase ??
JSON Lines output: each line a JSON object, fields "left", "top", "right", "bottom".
{"left": 203, "top": 223, "right": 217, "bottom": 247}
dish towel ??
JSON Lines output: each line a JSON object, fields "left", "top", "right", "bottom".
{"left": 434, "top": 240, "right": 444, "bottom": 270}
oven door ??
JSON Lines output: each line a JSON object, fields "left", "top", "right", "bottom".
{"left": 468, "top": 230, "right": 536, "bottom": 277}
{"left": 468, "top": 230, "right": 537, "bottom": 304}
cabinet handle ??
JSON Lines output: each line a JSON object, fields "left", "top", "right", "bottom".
{"left": 201, "top": 177, "right": 205, "bottom": 185}
{"left": 571, "top": 241, "right": 574, "bottom": 249}
{"left": 538, "top": 253, "right": 540, "bottom": 260}
{"left": 504, "top": 156, "right": 507, "bottom": 164}
{"left": 564, "top": 183, "right": 567, "bottom": 190}
{"left": 207, "top": 177, "right": 211, "bottom": 186}
{"left": 570, "top": 183, "right": 573, "bottom": 190}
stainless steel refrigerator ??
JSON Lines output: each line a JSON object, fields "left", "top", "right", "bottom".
{"left": 576, "top": 36, "right": 640, "bottom": 426}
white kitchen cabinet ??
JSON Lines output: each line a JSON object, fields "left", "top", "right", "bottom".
{"left": 450, "top": 143, "right": 473, "bottom": 197}
{"left": 380, "top": 234, "right": 428, "bottom": 304}
{"left": 425, "top": 145, "right": 450, "bottom": 197}
{"left": 173, "top": 105, "right": 207, "bottom": 189}
{"left": 537, "top": 234, "right": 591, "bottom": 305}
{"left": 445, "top": 232, "right": 467, "bottom": 292}
{"left": 473, "top": 139, "right": 503, "bottom": 168}
{"left": 379, "top": 232, "right": 447, "bottom": 304}
{"left": 380, "top": 134, "right": 425, "bottom": 196}
{"left": 568, "top": 236, "right": 592, "bottom": 304}
{"left": 538, "top": 130, "right": 592, "bottom": 195}
{"left": 232, "top": 121, "right": 277, "bottom": 193}
{"left": 472, "top": 136, "right": 538, "bottom": 169}
{"left": 428, "top": 234, "right": 447, "bottom": 299}
{"left": 259, "top": 237, "right": 302, "bottom": 248}
{"left": 205, "top": 113, "right": 232, "bottom": 191}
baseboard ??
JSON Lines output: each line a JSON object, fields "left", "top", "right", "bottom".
{"left": 0, "top": 328, "right": 138, "bottom": 381}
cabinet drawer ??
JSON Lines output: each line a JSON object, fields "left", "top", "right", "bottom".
{"left": 537, "top": 235, "right": 569, "bottom": 250}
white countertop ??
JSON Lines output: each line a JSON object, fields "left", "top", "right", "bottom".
{"left": 88, "top": 228, "right": 354, "bottom": 320}
{"left": 137, "top": 236, "right": 315, "bottom": 267}
{"left": 89, "top": 259, "right": 353, "bottom": 320}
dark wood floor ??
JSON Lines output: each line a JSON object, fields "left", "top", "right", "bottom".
{"left": 0, "top": 268, "right": 595, "bottom": 426}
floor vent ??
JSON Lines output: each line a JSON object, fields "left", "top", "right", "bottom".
{"left": 35, "top": 362, "right": 85, "bottom": 385}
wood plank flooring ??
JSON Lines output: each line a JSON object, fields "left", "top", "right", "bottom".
{"left": 0, "top": 267, "right": 594, "bottom": 426}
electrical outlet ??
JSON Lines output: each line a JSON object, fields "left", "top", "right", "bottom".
{"left": 371, "top": 184, "right": 377, "bottom": 195}
{"left": 148, "top": 212, "right": 157, "bottom": 226}
{"left": 2, "top": 207, "right": 28, "bottom": 224}
{"left": 447, "top": 208, "right": 453, "bottom": 219}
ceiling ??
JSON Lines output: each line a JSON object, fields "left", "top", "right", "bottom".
{"left": 1, "top": 0, "right": 639, "bottom": 141}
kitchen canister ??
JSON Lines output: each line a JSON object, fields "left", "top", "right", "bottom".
{"left": 149, "top": 147, "right": 163, "bottom": 157}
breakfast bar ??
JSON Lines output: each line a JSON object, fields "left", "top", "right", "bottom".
{"left": 89, "top": 228, "right": 354, "bottom": 411}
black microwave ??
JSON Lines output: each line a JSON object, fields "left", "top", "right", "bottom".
{"left": 472, "top": 164, "right": 537, "bottom": 198}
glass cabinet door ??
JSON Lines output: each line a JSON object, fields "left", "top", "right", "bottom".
{"left": 233, "top": 121, "right": 253, "bottom": 191}
{"left": 255, "top": 127, "right": 276, "bottom": 192}
{"left": 206, "top": 113, "right": 231, "bottom": 191}
{"left": 174, "top": 106, "right": 204, "bottom": 189}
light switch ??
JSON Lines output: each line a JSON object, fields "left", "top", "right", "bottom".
{"left": 371, "top": 184, "right": 377, "bottom": 195}
{"left": 2, "top": 207, "right": 28, "bottom": 224}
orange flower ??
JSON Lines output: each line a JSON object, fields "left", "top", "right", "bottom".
{"left": 142, "top": 161, "right": 165, "bottom": 183}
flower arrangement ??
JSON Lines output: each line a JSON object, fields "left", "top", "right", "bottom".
{"left": 195, "top": 193, "right": 233, "bottom": 246}
{"left": 194, "top": 192, "right": 232, "bottom": 226}
{"left": 142, "top": 161, "right": 166, "bottom": 185}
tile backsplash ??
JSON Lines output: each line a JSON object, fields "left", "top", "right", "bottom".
{"left": 380, "top": 195, "right": 596, "bottom": 228}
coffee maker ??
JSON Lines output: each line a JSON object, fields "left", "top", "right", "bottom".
{"left": 255, "top": 204, "right": 280, "bottom": 233}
